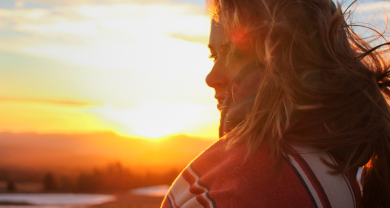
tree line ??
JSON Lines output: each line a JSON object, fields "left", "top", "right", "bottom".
{"left": 3, "top": 162, "right": 181, "bottom": 193}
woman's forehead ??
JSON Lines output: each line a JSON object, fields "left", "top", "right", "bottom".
{"left": 208, "top": 21, "right": 254, "bottom": 55}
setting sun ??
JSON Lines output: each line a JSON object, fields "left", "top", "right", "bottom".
{"left": 91, "top": 102, "right": 219, "bottom": 139}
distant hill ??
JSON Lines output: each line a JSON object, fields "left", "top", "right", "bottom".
{"left": 0, "top": 132, "right": 215, "bottom": 173}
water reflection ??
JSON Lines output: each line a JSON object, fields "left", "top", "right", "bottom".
{"left": 0, "top": 194, "right": 115, "bottom": 206}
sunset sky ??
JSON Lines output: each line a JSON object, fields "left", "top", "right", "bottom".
{"left": 1, "top": 0, "right": 389, "bottom": 140}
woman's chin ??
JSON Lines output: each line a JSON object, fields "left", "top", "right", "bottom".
{"left": 217, "top": 103, "right": 223, "bottom": 110}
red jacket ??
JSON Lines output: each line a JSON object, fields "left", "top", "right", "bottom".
{"left": 161, "top": 139, "right": 361, "bottom": 208}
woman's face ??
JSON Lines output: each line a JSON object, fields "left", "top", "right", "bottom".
{"left": 206, "top": 22, "right": 256, "bottom": 110}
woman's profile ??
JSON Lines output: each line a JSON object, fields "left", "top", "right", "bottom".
{"left": 161, "top": 0, "right": 390, "bottom": 207}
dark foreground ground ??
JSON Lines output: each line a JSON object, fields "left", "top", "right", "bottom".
{"left": 92, "top": 193, "right": 164, "bottom": 208}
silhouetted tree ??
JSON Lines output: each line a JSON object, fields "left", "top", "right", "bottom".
{"left": 78, "top": 173, "right": 98, "bottom": 192}
{"left": 43, "top": 172, "right": 57, "bottom": 191}
{"left": 74, "top": 162, "right": 181, "bottom": 193}
{"left": 6, "top": 181, "right": 15, "bottom": 192}
{"left": 59, "top": 176, "right": 76, "bottom": 192}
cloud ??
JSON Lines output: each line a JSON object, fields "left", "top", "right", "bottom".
{"left": 0, "top": 2, "right": 210, "bottom": 52}
{"left": 356, "top": 2, "right": 390, "bottom": 12}
{"left": 18, "top": 0, "right": 169, "bottom": 6}
{"left": 0, "top": 1, "right": 212, "bottom": 76}
{"left": 15, "top": 1, "right": 25, "bottom": 8}
{"left": 9, "top": 4, "right": 208, "bottom": 36}
{"left": 169, "top": 34, "right": 209, "bottom": 44}
{"left": 0, "top": 97, "right": 100, "bottom": 107}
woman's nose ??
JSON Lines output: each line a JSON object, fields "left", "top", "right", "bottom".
{"left": 205, "top": 62, "right": 229, "bottom": 89}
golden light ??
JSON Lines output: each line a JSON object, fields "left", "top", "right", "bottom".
{"left": 91, "top": 102, "right": 219, "bottom": 139}
{"left": 0, "top": 101, "right": 108, "bottom": 134}
{"left": 0, "top": 1, "right": 221, "bottom": 140}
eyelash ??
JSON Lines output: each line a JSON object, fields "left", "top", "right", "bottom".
{"left": 208, "top": 47, "right": 244, "bottom": 63}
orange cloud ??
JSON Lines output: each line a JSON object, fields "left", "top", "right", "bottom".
{"left": 169, "top": 34, "right": 209, "bottom": 44}
{"left": 20, "top": 0, "right": 162, "bottom": 5}
{"left": 0, "top": 97, "right": 99, "bottom": 107}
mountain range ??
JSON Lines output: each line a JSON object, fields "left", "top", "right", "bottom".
{"left": 0, "top": 132, "right": 215, "bottom": 173}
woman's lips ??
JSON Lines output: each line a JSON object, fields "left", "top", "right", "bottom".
{"left": 217, "top": 102, "right": 223, "bottom": 110}
{"left": 216, "top": 96, "right": 225, "bottom": 110}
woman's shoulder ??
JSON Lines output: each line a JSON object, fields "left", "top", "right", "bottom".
{"left": 161, "top": 141, "right": 361, "bottom": 208}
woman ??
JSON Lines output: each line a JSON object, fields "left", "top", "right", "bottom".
{"left": 161, "top": 0, "right": 390, "bottom": 207}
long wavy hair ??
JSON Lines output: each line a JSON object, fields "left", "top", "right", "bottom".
{"left": 208, "top": 0, "right": 390, "bottom": 207}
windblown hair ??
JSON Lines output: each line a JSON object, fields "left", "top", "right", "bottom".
{"left": 208, "top": 0, "right": 390, "bottom": 207}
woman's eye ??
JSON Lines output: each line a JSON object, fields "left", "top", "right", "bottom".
{"left": 208, "top": 54, "right": 218, "bottom": 63}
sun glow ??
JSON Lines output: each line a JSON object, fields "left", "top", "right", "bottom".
{"left": 0, "top": 0, "right": 221, "bottom": 139}
{"left": 91, "top": 102, "right": 219, "bottom": 139}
